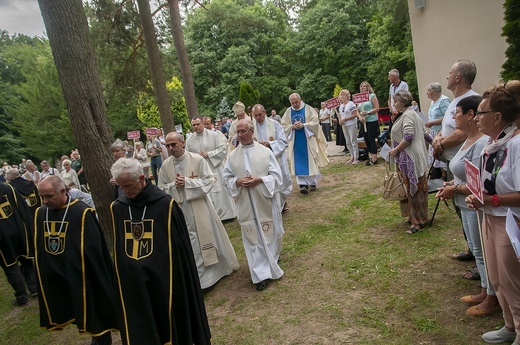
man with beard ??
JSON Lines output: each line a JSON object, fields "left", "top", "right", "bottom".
{"left": 110, "top": 158, "right": 211, "bottom": 345}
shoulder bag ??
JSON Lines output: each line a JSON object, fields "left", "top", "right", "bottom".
{"left": 382, "top": 161, "right": 407, "bottom": 201}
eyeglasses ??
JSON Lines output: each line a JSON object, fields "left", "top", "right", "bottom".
{"left": 236, "top": 129, "right": 252, "bottom": 135}
{"left": 476, "top": 110, "right": 495, "bottom": 117}
{"left": 165, "top": 142, "right": 180, "bottom": 148}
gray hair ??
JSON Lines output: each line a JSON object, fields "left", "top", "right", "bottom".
{"left": 62, "top": 159, "right": 72, "bottom": 166}
{"left": 237, "top": 118, "right": 254, "bottom": 130}
{"left": 251, "top": 104, "right": 265, "bottom": 112}
{"left": 39, "top": 175, "right": 66, "bottom": 193}
{"left": 5, "top": 168, "right": 20, "bottom": 182}
{"left": 395, "top": 90, "right": 414, "bottom": 107}
{"left": 427, "top": 82, "right": 442, "bottom": 95}
{"left": 110, "top": 138, "right": 125, "bottom": 151}
{"left": 454, "top": 60, "right": 477, "bottom": 85}
{"left": 389, "top": 69, "right": 400, "bottom": 78}
{"left": 111, "top": 158, "right": 143, "bottom": 181}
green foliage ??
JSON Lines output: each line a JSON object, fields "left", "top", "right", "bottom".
{"left": 501, "top": 0, "right": 520, "bottom": 80}
{"left": 333, "top": 84, "right": 342, "bottom": 97}
{"left": 137, "top": 77, "right": 190, "bottom": 133}
{"left": 238, "top": 80, "right": 260, "bottom": 111}
{"left": 1, "top": 34, "right": 73, "bottom": 161}
{"left": 217, "top": 97, "right": 232, "bottom": 119}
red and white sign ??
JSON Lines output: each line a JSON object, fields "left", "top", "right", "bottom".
{"left": 324, "top": 97, "right": 340, "bottom": 109}
{"left": 464, "top": 158, "right": 483, "bottom": 204}
{"left": 352, "top": 92, "right": 370, "bottom": 104}
{"left": 145, "top": 127, "right": 158, "bottom": 136}
{"left": 127, "top": 130, "right": 140, "bottom": 140}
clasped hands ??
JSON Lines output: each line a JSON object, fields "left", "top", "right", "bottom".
{"left": 237, "top": 176, "right": 262, "bottom": 188}
{"left": 435, "top": 181, "right": 455, "bottom": 200}
{"left": 292, "top": 121, "right": 304, "bottom": 130}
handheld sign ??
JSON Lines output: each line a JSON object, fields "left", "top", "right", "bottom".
{"left": 464, "top": 158, "right": 483, "bottom": 204}
{"left": 352, "top": 92, "right": 370, "bottom": 104}
{"left": 324, "top": 97, "right": 340, "bottom": 109}
{"left": 145, "top": 127, "right": 158, "bottom": 136}
{"left": 127, "top": 130, "right": 140, "bottom": 140}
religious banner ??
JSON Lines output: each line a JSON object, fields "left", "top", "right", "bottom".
{"left": 127, "top": 130, "right": 140, "bottom": 140}
{"left": 145, "top": 127, "right": 158, "bottom": 136}
{"left": 352, "top": 92, "right": 370, "bottom": 104}
{"left": 324, "top": 97, "right": 340, "bottom": 109}
{"left": 464, "top": 158, "right": 483, "bottom": 204}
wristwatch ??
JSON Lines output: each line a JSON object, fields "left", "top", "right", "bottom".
{"left": 490, "top": 194, "right": 500, "bottom": 207}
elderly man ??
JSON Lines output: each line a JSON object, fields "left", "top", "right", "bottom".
{"left": 109, "top": 139, "right": 127, "bottom": 199}
{"left": 387, "top": 69, "right": 409, "bottom": 119}
{"left": 252, "top": 104, "right": 292, "bottom": 213}
{"left": 228, "top": 101, "right": 248, "bottom": 149}
{"left": 281, "top": 93, "right": 328, "bottom": 194}
{"left": 22, "top": 162, "right": 41, "bottom": 185}
{"left": 6, "top": 168, "right": 41, "bottom": 216}
{"left": 186, "top": 117, "right": 237, "bottom": 221}
{"left": 40, "top": 160, "right": 60, "bottom": 181}
{"left": 159, "top": 132, "right": 239, "bottom": 289}
{"left": 0, "top": 181, "right": 37, "bottom": 307}
{"left": 223, "top": 119, "right": 285, "bottom": 291}
{"left": 35, "top": 176, "right": 118, "bottom": 344}
{"left": 270, "top": 109, "right": 282, "bottom": 123}
{"left": 110, "top": 158, "right": 211, "bottom": 345}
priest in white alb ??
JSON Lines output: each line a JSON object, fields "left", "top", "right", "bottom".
{"left": 227, "top": 101, "right": 248, "bottom": 150}
{"left": 251, "top": 104, "right": 292, "bottom": 213}
{"left": 223, "top": 119, "right": 284, "bottom": 291}
{"left": 159, "top": 132, "right": 239, "bottom": 289}
{"left": 281, "top": 93, "right": 329, "bottom": 195}
{"left": 186, "top": 117, "right": 237, "bottom": 221}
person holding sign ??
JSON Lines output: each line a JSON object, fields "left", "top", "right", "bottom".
{"left": 434, "top": 96, "right": 499, "bottom": 316}
{"left": 465, "top": 81, "right": 520, "bottom": 345}
{"left": 357, "top": 81, "right": 380, "bottom": 166}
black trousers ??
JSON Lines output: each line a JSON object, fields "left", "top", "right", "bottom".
{"left": 0, "top": 257, "right": 36, "bottom": 303}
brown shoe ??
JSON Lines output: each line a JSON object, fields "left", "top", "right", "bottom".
{"left": 460, "top": 294, "right": 485, "bottom": 306}
{"left": 466, "top": 304, "right": 501, "bottom": 317}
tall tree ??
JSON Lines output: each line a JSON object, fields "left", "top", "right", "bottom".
{"left": 37, "top": 0, "right": 116, "bottom": 242}
{"left": 135, "top": 0, "right": 175, "bottom": 133}
{"left": 502, "top": 0, "right": 520, "bottom": 80}
{"left": 167, "top": 0, "right": 199, "bottom": 120}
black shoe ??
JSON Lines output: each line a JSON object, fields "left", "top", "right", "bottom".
{"left": 30, "top": 291, "right": 38, "bottom": 297}
{"left": 299, "top": 186, "right": 309, "bottom": 194}
{"left": 365, "top": 160, "right": 378, "bottom": 166}
{"left": 255, "top": 279, "right": 271, "bottom": 291}
{"left": 342, "top": 148, "right": 348, "bottom": 152}
{"left": 282, "top": 203, "right": 289, "bottom": 213}
{"left": 12, "top": 299, "right": 30, "bottom": 307}
{"left": 309, "top": 185, "right": 316, "bottom": 192}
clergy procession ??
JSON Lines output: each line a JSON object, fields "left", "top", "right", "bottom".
{"left": 0, "top": 94, "right": 331, "bottom": 344}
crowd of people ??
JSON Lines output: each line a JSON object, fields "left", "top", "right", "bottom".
{"left": 2, "top": 58, "right": 520, "bottom": 344}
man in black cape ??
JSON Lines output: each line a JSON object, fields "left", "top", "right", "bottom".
{"left": 35, "top": 176, "right": 118, "bottom": 345}
{"left": 0, "top": 181, "right": 37, "bottom": 306}
{"left": 110, "top": 158, "right": 211, "bottom": 345}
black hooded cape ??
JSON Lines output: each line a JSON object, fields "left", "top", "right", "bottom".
{"left": 110, "top": 181, "right": 211, "bottom": 345}
{"left": 34, "top": 198, "right": 119, "bottom": 335}
{"left": 0, "top": 182, "right": 34, "bottom": 264}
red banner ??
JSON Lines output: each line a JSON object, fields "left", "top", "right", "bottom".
{"left": 352, "top": 92, "right": 370, "bottom": 104}
{"left": 324, "top": 97, "right": 340, "bottom": 109}
{"left": 145, "top": 127, "right": 158, "bottom": 136}
{"left": 464, "top": 158, "right": 483, "bottom": 204}
{"left": 127, "top": 130, "right": 140, "bottom": 140}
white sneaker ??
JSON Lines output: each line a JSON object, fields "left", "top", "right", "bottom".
{"left": 482, "top": 326, "right": 516, "bottom": 344}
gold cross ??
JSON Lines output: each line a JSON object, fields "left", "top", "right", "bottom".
{"left": 188, "top": 172, "right": 198, "bottom": 179}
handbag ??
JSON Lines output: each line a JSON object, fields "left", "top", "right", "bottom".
{"left": 382, "top": 162, "right": 407, "bottom": 201}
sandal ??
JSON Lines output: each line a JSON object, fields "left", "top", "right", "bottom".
{"left": 462, "top": 267, "right": 480, "bottom": 280}
{"left": 406, "top": 226, "right": 422, "bottom": 235}
{"left": 452, "top": 251, "right": 474, "bottom": 261}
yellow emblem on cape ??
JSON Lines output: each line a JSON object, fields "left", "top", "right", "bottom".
{"left": 0, "top": 196, "right": 13, "bottom": 219}
{"left": 124, "top": 220, "right": 154, "bottom": 260}
{"left": 26, "top": 192, "right": 39, "bottom": 207}
{"left": 43, "top": 221, "right": 68, "bottom": 255}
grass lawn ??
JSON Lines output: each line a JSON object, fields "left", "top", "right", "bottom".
{"left": 0, "top": 153, "right": 504, "bottom": 344}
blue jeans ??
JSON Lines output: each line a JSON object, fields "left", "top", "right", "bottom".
{"left": 150, "top": 155, "right": 163, "bottom": 184}
{"left": 460, "top": 207, "right": 495, "bottom": 295}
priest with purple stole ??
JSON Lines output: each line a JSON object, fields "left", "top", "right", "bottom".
{"left": 281, "top": 93, "right": 329, "bottom": 194}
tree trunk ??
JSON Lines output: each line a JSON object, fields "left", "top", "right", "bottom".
{"left": 136, "top": 0, "right": 175, "bottom": 134}
{"left": 37, "top": 0, "right": 116, "bottom": 244}
{"left": 167, "top": 0, "right": 199, "bottom": 120}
